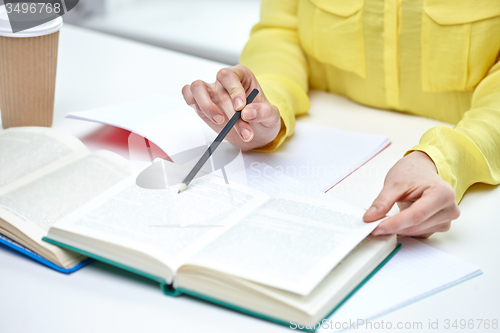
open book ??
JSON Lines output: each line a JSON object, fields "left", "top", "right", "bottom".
{"left": 0, "top": 127, "right": 136, "bottom": 272}
{"left": 44, "top": 168, "right": 399, "bottom": 328}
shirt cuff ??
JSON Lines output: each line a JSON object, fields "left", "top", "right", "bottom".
{"left": 251, "top": 73, "right": 309, "bottom": 152}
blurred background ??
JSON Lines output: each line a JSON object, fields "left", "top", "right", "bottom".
{"left": 7, "top": 0, "right": 261, "bottom": 65}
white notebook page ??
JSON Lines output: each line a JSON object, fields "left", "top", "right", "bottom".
{"left": 242, "top": 122, "right": 390, "bottom": 192}
{"left": 320, "top": 237, "right": 482, "bottom": 332}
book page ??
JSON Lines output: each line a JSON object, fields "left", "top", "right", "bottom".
{"left": 49, "top": 168, "right": 270, "bottom": 273}
{"left": 0, "top": 150, "right": 136, "bottom": 266}
{"left": 0, "top": 127, "right": 90, "bottom": 196}
{"left": 217, "top": 162, "right": 321, "bottom": 197}
{"left": 184, "top": 193, "right": 383, "bottom": 296}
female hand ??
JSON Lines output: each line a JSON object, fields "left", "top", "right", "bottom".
{"left": 363, "top": 151, "right": 460, "bottom": 238}
{"left": 182, "top": 65, "right": 281, "bottom": 151}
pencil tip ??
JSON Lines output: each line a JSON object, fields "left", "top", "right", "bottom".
{"left": 178, "top": 183, "right": 187, "bottom": 194}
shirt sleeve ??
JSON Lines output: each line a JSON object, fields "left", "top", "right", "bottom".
{"left": 407, "top": 60, "right": 500, "bottom": 203}
{"left": 239, "top": 0, "right": 310, "bottom": 152}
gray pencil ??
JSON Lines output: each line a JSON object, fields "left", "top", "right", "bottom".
{"left": 178, "top": 88, "right": 259, "bottom": 193}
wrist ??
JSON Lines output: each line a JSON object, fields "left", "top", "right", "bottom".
{"left": 407, "top": 151, "right": 438, "bottom": 174}
{"left": 252, "top": 117, "right": 286, "bottom": 152}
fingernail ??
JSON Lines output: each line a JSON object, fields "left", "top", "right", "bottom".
{"left": 243, "top": 107, "right": 257, "bottom": 120}
{"left": 234, "top": 97, "right": 244, "bottom": 110}
{"left": 373, "top": 228, "right": 385, "bottom": 236}
{"left": 240, "top": 128, "right": 253, "bottom": 142}
{"left": 367, "top": 206, "right": 378, "bottom": 216}
{"left": 213, "top": 114, "right": 224, "bottom": 124}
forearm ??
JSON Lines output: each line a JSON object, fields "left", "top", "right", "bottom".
{"left": 408, "top": 61, "right": 500, "bottom": 202}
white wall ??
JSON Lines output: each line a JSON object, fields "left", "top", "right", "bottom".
{"left": 63, "top": 0, "right": 137, "bottom": 23}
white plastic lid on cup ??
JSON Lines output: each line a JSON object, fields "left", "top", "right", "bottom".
{"left": 0, "top": 4, "right": 63, "bottom": 38}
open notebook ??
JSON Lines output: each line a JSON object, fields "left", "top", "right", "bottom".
{"left": 67, "top": 96, "right": 391, "bottom": 193}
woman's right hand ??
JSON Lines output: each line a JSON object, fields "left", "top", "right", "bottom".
{"left": 182, "top": 65, "right": 282, "bottom": 151}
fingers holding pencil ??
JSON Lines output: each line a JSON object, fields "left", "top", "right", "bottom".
{"left": 178, "top": 89, "right": 260, "bottom": 193}
{"left": 182, "top": 65, "right": 282, "bottom": 151}
{"left": 182, "top": 80, "right": 254, "bottom": 144}
{"left": 216, "top": 65, "right": 250, "bottom": 111}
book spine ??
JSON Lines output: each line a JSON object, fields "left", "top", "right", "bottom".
{"left": 160, "top": 282, "right": 183, "bottom": 297}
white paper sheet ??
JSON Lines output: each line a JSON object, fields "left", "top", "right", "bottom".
{"left": 320, "top": 237, "right": 482, "bottom": 332}
{"left": 66, "top": 96, "right": 210, "bottom": 157}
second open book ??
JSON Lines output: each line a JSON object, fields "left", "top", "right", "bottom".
{"left": 45, "top": 162, "right": 398, "bottom": 329}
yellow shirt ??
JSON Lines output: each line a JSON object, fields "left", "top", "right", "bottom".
{"left": 240, "top": 0, "right": 500, "bottom": 203}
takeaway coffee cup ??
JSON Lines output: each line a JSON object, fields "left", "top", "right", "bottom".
{"left": 0, "top": 5, "right": 63, "bottom": 129}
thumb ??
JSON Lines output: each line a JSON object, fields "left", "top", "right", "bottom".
{"left": 363, "top": 183, "right": 401, "bottom": 222}
{"left": 241, "top": 102, "right": 281, "bottom": 128}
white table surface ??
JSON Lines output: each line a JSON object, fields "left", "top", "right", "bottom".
{"left": 1, "top": 25, "right": 499, "bottom": 333}
{"left": 69, "top": 0, "right": 260, "bottom": 65}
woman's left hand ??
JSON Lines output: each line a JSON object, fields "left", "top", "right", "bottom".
{"left": 363, "top": 151, "right": 460, "bottom": 238}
